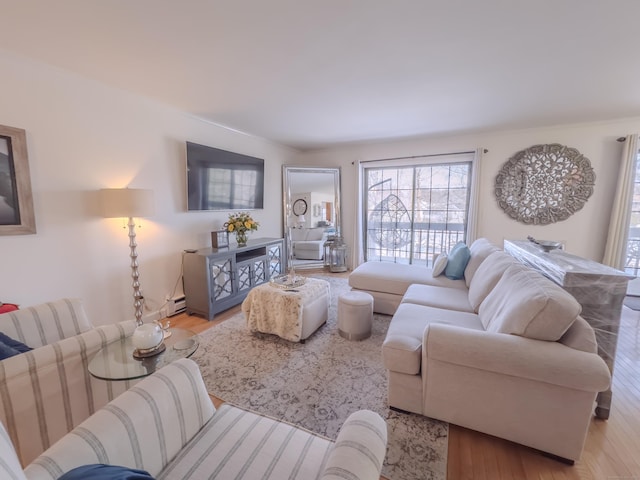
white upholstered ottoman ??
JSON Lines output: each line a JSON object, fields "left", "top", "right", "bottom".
{"left": 338, "top": 291, "right": 374, "bottom": 340}
{"left": 242, "top": 277, "right": 330, "bottom": 342}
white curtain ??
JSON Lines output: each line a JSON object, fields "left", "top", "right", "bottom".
{"left": 350, "top": 159, "right": 365, "bottom": 268}
{"left": 465, "top": 148, "right": 484, "bottom": 244}
{"left": 602, "top": 134, "right": 639, "bottom": 268}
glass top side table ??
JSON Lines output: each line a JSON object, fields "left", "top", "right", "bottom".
{"left": 88, "top": 327, "right": 199, "bottom": 381}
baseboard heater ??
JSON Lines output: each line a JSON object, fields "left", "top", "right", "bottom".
{"left": 166, "top": 295, "right": 186, "bottom": 317}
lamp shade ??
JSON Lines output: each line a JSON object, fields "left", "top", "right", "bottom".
{"left": 100, "top": 188, "right": 154, "bottom": 218}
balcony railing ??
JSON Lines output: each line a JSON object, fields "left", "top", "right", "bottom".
{"left": 624, "top": 231, "right": 640, "bottom": 277}
{"left": 365, "top": 222, "right": 465, "bottom": 265}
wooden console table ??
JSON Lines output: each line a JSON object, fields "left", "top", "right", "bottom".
{"left": 504, "top": 239, "right": 632, "bottom": 419}
{"left": 183, "top": 237, "right": 284, "bottom": 320}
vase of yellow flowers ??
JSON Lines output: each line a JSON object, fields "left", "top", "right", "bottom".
{"left": 224, "top": 212, "right": 259, "bottom": 247}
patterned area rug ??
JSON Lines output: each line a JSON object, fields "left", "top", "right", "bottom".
{"left": 191, "top": 275, "right": 448, "bottom": 480}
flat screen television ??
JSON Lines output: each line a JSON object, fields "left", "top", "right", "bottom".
{"left": 186, "top": 141, "right": 264, "bottom": 211}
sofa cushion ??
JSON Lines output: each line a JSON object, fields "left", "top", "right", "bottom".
{"left": 306, "top": 227, "right": 325, "bottom": 241}
{"left": 293, "top": 241, "right": 324, "bottom": 261}
{"left": 444, "top": 242, "right": 471, "bottom": 280}
{"left": 401, "top": 284, "right": 474, "bottom": 313}
{"left": 383, "top": 303, "right": 484, "bottom": 374}
{"left": 290, "top": 228, "right": 307, "bottom": 241}
{"left": 479, "top": 266, "right": 581, "bottom": 341}
{"left": 467, "top": 251, "right": 521, "bottom": 312}
{"left": 464, "top": 238, "right": 501, "bottom": 287}
{"left": 559, "top": 316, "right": 598, "bottom": 353}
{"left": 349, "top": 261, "right": 466, "bottom": 296}
{"left": 432, "top": 254, "right": 448, "bottom": 276}
{"left": 158, "top": 404, "right": 333, "bottom": 479}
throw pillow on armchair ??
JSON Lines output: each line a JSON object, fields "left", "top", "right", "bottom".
{"left": 0, "top": 302, "right": 19, "bottom": 314}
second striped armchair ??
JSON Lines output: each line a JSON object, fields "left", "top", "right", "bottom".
{"left": 0, "top": 358, "right": 388, "bottom": 480}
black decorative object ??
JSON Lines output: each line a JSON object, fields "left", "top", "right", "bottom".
{"left": 293, "top": 198, "right": 308, "bottom": 216}
{"left": 495, "top": 143, "right": 595, "bottom": 225}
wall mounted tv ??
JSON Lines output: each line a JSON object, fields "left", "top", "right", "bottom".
{"left": 186, "top": 141, "right": 265, "bottom": 211}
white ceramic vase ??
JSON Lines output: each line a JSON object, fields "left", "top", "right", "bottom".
{"left": 132, "top": 323, "right": 164, "bottom": 351}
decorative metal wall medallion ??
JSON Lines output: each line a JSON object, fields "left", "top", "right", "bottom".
{"left": 494, "top": 143, "right": 595, "bottom": 225}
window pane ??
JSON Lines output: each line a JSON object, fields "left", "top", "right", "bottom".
{"left": 624, "top": 151, "right": 640, "bottom": 276}
{"left": 364, "top": 159, "right": 471, "bottom": 265}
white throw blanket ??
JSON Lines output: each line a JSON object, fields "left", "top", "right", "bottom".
{"left": 242, "top": 277, "right": 330, "bottom": 341}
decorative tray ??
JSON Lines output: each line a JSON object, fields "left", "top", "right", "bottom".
{"left": 132, "top": 342, "right": 166, "bottom": 359}
{"left": 270, "top": 274, "right": 306, "bottom": 289}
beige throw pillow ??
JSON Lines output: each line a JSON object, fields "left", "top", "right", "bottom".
{"left": 478, "top": 265, "right": 581, "bottom": 341}
{"left": 464, "top": 238, "right": 500, "bottom": 287}
{"left": 467, "top": 251, "right": 521, "bottom": 312}
{"left": 432, "top": 253, "right": 448, "bottom": 277}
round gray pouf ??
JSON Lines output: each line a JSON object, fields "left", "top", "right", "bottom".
{"left": 338, "top": 291, "right": 374, "bottom": 341}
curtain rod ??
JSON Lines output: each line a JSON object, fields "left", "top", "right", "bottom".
{"left": 354, "top": 148, "right": 488, "bottom": 165}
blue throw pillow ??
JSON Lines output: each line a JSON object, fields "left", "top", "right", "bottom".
{"left": 0, "top": 341, "right": 22, "bottom": 360}
{"left": 0, "top": 332, "right": 32, "bottom": 353}
{"left": 59, "top": 464, "right": 155, "bottom": 480}
{"left": 444, "top": 242, "right": 471, "bottom": 280}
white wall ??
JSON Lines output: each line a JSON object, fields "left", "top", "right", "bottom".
{"left": 301, "top": 118, "right": 640, "bottom": 267}
{"left": 0, "top": 49, "right": 297, "bottom": 325}
{"left": 3, "top": 46, "right": 639, "bottom": 324}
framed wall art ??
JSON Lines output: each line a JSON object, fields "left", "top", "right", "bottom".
{"left": 494, "top": 143, "right": 595, "bottom": 225}
{"left": 0, "top": 124, "right": 36, "bottom": 235}
{"left": 211, "top": 229, "right": 229, "bottom": 249}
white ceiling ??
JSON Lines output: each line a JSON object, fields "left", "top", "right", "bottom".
{"left": 2, "top": 1, "right": 640, "bottom": 151}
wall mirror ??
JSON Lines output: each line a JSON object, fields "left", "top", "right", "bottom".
{"left": 282, "top": 166, "right": 341, "bottom": 270}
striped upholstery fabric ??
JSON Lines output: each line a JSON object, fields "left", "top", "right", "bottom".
{"left": 0, "top": 299, "right": 93, "bottom": 349}
{"left": 22, "top": 359, "right": 388, "bottom": 480}
{"left": 157, "top": 404, "right": 334, "bottom": 479}
{"left": 0, "top": 320, "right": 136, "bottom": 466}
{"left": 321, "top": 409, "right": 387, "bottom": 480}
{"left": 24, "top": 358, "right": 215, "bottom": 479}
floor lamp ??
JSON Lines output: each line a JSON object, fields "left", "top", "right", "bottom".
{"left": 100, "top": 188, "right": 154, "bottom": 326}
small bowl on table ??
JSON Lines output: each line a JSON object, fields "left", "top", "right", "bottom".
{"left": 538, "top": 240, "right": 562, "bottom": 252}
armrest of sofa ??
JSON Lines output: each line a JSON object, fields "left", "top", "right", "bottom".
{"left": 0, "top": 320, "right": 136, "bottom": 466}
{"left": 24, "top": 358, "right": 215, "bottom": 480}
{"left": 422, "top": 323, "right": 611, "bottom": 392}
{"left": 321, "top": 410, "right": 387, "bottom": 480}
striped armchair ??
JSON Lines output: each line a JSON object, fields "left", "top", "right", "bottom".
{"left": 0, "top": 298, "right": 136, "bottom": 466}
{"left": 0, "top": 358, "right": 388, "bottom": 480}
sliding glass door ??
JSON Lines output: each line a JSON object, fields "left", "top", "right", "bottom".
{"left": 624, "top": 149, "right": 640, "bottom": 276}
{"left": 363, "top": 156, "right": 473, "bottom": 265}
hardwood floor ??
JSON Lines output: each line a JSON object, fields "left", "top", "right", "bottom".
{"left": 171, "top": 272, "right": 640, "bottom": 479}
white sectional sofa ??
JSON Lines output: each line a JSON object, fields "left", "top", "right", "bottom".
{"left": 349, "top": 239, "right": 611, "bottom": 462}
{"left": 1, "top": 359, "right": 388, "bottom": 480}
{"left": 0, "top": 299, "right": 136, "bottom": 466}
{"left": 349, "top": 238, "right": 499, "bottom": 315}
